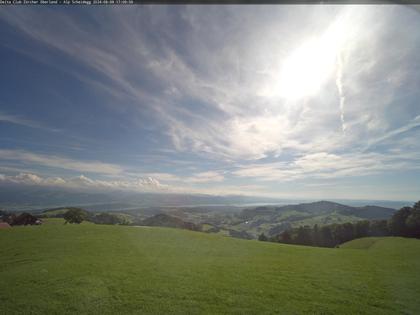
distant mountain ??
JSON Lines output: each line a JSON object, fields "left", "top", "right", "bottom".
{"left": 0, "top": 185, "right": 116, "bottom": 210}
{"left": 41, "top": 207, "right": 78, "bottom": 218}
{"left": 131, "top": 201, "right": 397, "bottom": 240}
{"left": 0, "top": 184, "right": 286, "bottom": 211}
{"left": 339, "top": 205, "right": 396, "bottom": 219}
{"left": 239, "top": 201, "right": 395, "bottom": 221}
{"left": 141, "top": 213, "right": 201, "bottom": 232}
{"left": 232, "top": 201, "right": 397, "bottom": 238}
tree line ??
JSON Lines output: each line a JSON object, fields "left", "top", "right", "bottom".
{"left": 258, "top": 201, "right": 420, "bottom": 247}
{"left": 62, "top": 208, "right": 131, "bottom": 225}
{"left": 0, "top": 208, "right": 132, "bottom": 226}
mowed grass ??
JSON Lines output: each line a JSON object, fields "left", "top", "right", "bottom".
{"left": 1, "top": 224, "right": 419, "bottom": 315}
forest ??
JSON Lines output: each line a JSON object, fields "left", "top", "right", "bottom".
{"left": 260, "top": 201, "right": 420, "bottom": 247}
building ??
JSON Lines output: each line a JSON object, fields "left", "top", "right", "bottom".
{"left": 0, "top": 222, "right": 11, "bottom": 229}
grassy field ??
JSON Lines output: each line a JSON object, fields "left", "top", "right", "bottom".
{"left": 1, "top": 222, "right": 419, "bottom": 314}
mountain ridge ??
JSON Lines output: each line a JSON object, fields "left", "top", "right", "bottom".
{"left": 239, "top": 200, "right": 395, "bottom": 221}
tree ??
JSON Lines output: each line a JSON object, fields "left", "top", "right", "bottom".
{"left": 312, "top": 224, "right": 321, "bottom": 246}
{"left": 319, "top": 225, "right": 335, "bottom": 247}
{"left": 388, "top": 206, "right": 412, "bottom": 236}
{"left": 354, "top": 221, "right": 370, "bottom": 239}
{"left": 369, "top": 220, "right": 389, "bottom": 236}
{"left": 63, "top": 208, "right": 87, "bottom": 224}
{"left": 11, "top": 213, "right": 38, "bottom": 226}
{"left": 332, "top": 223, "right": 354, "bottom": 245}
{"left": 279, "top": 230, "right": 292, "bottom": 244}
{"left": 295, "top": 226, "right": 312, "bottom": 246}
{"left": 258, "top": 233, "right": 268, "bottom": 241}
{"left": 406, "top": 208, "right": 420, "bottom": 238}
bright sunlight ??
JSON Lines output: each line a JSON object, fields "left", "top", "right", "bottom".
{"left": 277, "top": 18, "right": 349, "bottom": 100}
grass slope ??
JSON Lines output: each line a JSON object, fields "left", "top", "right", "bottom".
{"left": 1, "top": 223, "right": 419, "bottom": 314}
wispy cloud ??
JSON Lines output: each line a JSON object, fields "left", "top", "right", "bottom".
{"left": 335, "top": 52, "right": 346, "bottom": 133}
{"left": 232, "top": 151, "right": 420, "bottom": 182}
{"left": 146, "top": 170, "right": 225, "bottom": 183}
{"left": 187, "top": 171, "right": 225, "bottom": 183}
{"left": 365, "top": 115, "right": 420, "bottom": 150}
{"left": 0, "top": 111, "right": 59, "bottom": 132}
{"left": 0, "top": 150, "right": 123, "bottom": 175}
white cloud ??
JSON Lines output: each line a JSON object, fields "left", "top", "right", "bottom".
{"left": 0, "top": 171, "right": 233, "bottom": 194}
{"left": 1, "top": 173, "right": 66, "bottom": 186}
{"left": 187, "top": 171, "right": 225, "bottom": 183}
{"left": 232, "top": 151, "right": 420, "bottom": 182}
{"left": 145, "top": 172, "right": 182, "bottom": 182}
{"left": 0, "top": 173, "right": 165, "bottom": 192}
{"left": 145, "top": 171, "right": 225, "bottom": 184}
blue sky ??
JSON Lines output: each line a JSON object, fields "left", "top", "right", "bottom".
{"left": 0, "top": 5, "right": 419, "bottom": 201}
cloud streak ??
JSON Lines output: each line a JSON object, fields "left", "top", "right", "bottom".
{"left": 0, "top": 111, "right": 59, "bottom": 132}
{"left": 336, "top": 52, "right": 346, "bottom": 132}
{"left": 0, "top": 150, "right": 123, "bottom": 175}
{"left": 232, "top": 151, "right": 420, "bottom": 182}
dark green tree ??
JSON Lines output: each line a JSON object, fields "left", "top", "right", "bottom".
{"left": 406, "top": 206, "right": 420, "bottom": 238}
{"left": 333, "top": 222, "right": 354, "bottom": 244}
{"left": 354, "top": 221, "right": 370, "bottom": 239}
{"left": 258, "top": 233, "right": 268, "bottom": 241}
{"left": 63, "top": 208, "right": 87, "bottom": 224}
{"left": 369, "top": 220, "right": 389, "bottom": 236}
{"left": 295, "top": 226, "right": 312, "bottom": 245}
{"left": 312, "top": 224, "right": 321, "bottom": 246}
{"left": 388, "top": 206, "right": 412, "bottom": 236}
{"left": 280, "top": 230, "right": 292, "bottom": 244}
{"left": 319, "top": 225, "right": 335, "bottom": 247}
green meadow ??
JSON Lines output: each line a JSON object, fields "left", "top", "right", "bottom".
{"left": 1, "top": 222, "right": 419, "bottom": 314}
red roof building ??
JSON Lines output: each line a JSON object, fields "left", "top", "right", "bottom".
{"left": 0, "top": 222, "right": 11, "bottom": 229}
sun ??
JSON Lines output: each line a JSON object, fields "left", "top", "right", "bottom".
{"left": 278, "top": 39, "right": 336, "bottom": 100}
{"left": 276, "top": 19, "right": 348, "bottom": 101}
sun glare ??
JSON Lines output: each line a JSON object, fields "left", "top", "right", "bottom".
{"left": 279, "top": 39, "right": 336, "bottom": 100}
{"left": 276, "top": 19, "right": 348, "bottom": 101}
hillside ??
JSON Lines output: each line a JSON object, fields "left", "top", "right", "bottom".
{"left": 229, "top": 201, "right": 396, "bottom": 238}
{"left": 1, "top": 223, "right": 419, "bottom": 314}
{"left": 141, "top": 213, "right": 201, "bottom": 231}
{"left": 41, "top": 207, "right": 84, "bottom": 218}
{"left": 239, "top": 201, "right": 395, "bottom": 219}
{"left": 5, "top": 200, "right": 398, "bottom": 240}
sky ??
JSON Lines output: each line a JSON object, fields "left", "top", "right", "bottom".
{"left": 0, "top": 5, "right": 419, "bottom": 201}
